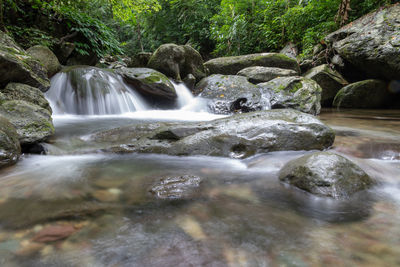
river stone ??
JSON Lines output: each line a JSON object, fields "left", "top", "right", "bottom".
{"left": 147, "top": 43, "right": 207, "bottom": 81}
{"left": 280, "top": 42, "right": 298, "bottom": 59}
{"left": 237, "top": 66, "right": 298, "bottom": 84}
{"left": 117, "top": 67, "right": 177, "bottom": 108}
{"left": 149, "top": 175, "right": 202, "bottom": 200}
{"left": 90, "top": 109, "right": 335, "bottom": 158}
{"left": 0, "top": 31, "right": 50, "bottom": 91}
{"left": 0, "top": 116, "right": 21, "bottom": 168}
{"left": 279, "top": 152, "right": 375, "bottom": 199}
{"left": 325, "top": 4, "right": 400, "bottom": 80}
{"left": 27, "top": 45, "right": 61, "bottom": 77}
{"left": 258, "top": 76, "right": 322, "bottom": 115}
{"left": 333, "top": 79, "right": 389, "bottom": 108}
{"left": 204, "top": 53, "right": 300, "bottom": 75}
{"left": 0, "top": 100, "right": 54, "bottom": 145}
{"left": 0, "top": 83, "right": 51, "bottom": 112}
{"left": 304, "top": 64, "right": 348, "bottom": 107}
{"left": 195, "top": 74, "right": 269, "bottom": 114}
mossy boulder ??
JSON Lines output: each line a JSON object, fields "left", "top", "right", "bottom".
{"left": 0, "top": 31, "right": 50, "bottom": 91}
{"left": 117, "top": 67, "right": 177, "bottom": 108}
{"left": 333, "top": 79, "right": 389, "bottom": 108}
{"left": 279, "top": 152, "right": 375, "bottom": 199}
{"left": 27, "top": 45, "right": 61, "bottom": 77}
{"left": 0, "top": 116, "right": 21, "bottom": 168}
{"left": 204, "top": 53, "right": 300, "bottom": 75}
{"left": 129, "top": 52, "right": 152, "bottom": 67}
{"left": 195, "top": 74, "right": 269, "bottom": 114}
{"left": 304, "top": 64, "right": 348, "bottom": 107}
{"left": 0, "top": 100, "right": 54, "bottom": 145}
{"left": 237, "top": 66, "right": 297, "bottom": 84}
{"left": 0, "top": 83, "right": 51, "bottom": 112}
{"left": 258, "top": 76, "right": 322, "bottom": 115}
{"left": 147, "top": 44, "right": 206, "bottom": 82}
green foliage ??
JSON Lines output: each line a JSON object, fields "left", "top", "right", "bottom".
{"left": 7, "top": 25, "right": 57, "bottom": 49}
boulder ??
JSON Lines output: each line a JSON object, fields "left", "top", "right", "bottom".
{"left": 0, "top": 100, "right": 54, "bottom": 145}
{"left": 237, "top": 66, "right": 297, "bottom": 84}
{"left": 90, "top": 109, "right": 335, "bottom": 158}
{"left": 0, "top": 31, "right": 50, "bottom": 91}
{"left": 27, "top": 45, "right": 61, "bottom": 77}
{"left": 53, "top": 41, "right": 75, "bottom": 65}
{"left": 325, "top": 4, "right": 400, "bottom": 80}
{"left": 258, "top": 76, "right": 322, "bottom": 115}
{"left": 195, "top": 74, "right": 269, "bottom": 114}
{"left": 304, "top": 64, "right": 348, "bottom": 107}
{"left": 129, "top": 52, "right": 152, "bottom": 67}
{"left": 279, "top": 152, "right": 375, "bottom": 199}
{"left": 0, "top": 116, "right": 21, "bottom": 168}
{"left": 204, "top": 53, "right": 300, "bottom": 75}
{"left": 0, "top": 83, "right": 52, "bottom": 112}
{"left": 280, "top": 42, "right": 298, "bottom": 59}
{"left": 147, "top": 44, "right": 206, "bottom": 81}
{"left": 117, "top": 67, "right": 177, "bottom": 107}
{"left": 333, "top": 79, "right": 389, "bottom": 108}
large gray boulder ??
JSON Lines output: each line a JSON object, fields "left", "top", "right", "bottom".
{"left": 90, "top": 109, "right": 335, "bottom": 158}
{"left": 279, "top": 152, "right": 375, "bottom": 199}
{"left": 333, "top": 79, "right": 389, "bottom": 108}
{"left": 0, "top": 116, "right": 21, "bottom": 168}
{"left": 258, "top": 76, "right": 322, "bottom": 115}
{"left": 305, "top": 64, "right": 348, "bottom": 107}
{"left": 147, "top": 44, "right": 206, "bottom": 82}
{"left": 237, "top": 66, "right": 297, "bottom": 84}
{"left": 325, "top": 4, "right": 400, "bottom": 80}
{"left": 0, "top": 31, "right": 50, "bottom": 91}
{"left": 195, "top": 74, "right": 269, "bottom": 114}
{"left": 204, "top": 53, "right": 300, "bottom": 75}
{"left": 0, "top": 100, "right": 54, "bottom": 145}
{"left": 27, "top": 45, "right": 61, "bottom": 77}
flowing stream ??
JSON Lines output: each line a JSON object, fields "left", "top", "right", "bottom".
{"left": 0, "top": 69, "right": 399, "bottom": 266}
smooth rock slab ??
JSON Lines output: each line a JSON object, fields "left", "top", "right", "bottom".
{"left": 90, "top": 109, "right": 335, "bottom": 158}
{"left": 279, "top": 152, "right": 375, "bottom": 199}
{"left": 237, "top": 66, "right": 297, "bottom": 84}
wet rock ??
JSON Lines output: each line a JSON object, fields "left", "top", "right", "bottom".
{"left": 325, "top": 4, "right": 400, "bottom": 80}
{"left": 27, "top": 45, "right": 61, "bottom": 77}
{"left": 0, "top": 116, "right": 20, "bottom": 168}
{"left": 0, "top": 83, "right": 52, "bottom": 112}
{"left": 147, "top": 44, "right": 206, "bottom": 82}
{"left": 280, "top": 42, "right": 298, "bottom": 59}
{"left": 150, "top": 175, "right": 202, "bottom": 200}
{"left": 205, "top": 53, "right": 300, "bottom": 75}
{"left": 183, "top": 74, "right": 196, "bottom": 91}
{"left": 92, "top": 188, "right": 121, "bottom": 202}
{"left": 91, "top": 109, "right": 335, "bottom": 158}
{"left": 0, "top": 100, "right": 54, "bottom": 145}
{"left": 32, "top": 224, "right": 77, "bottom": 243}
{"left": 237, "top": 66, "right": 297, "bottom": 84}
{"left": 333, "top": 79, "right": 389, "bottom": 108}
{"left": 195, "top": 74, "right": 269, "bottom": 114}
{"left": 258, "top": 76, "right": 322, "bottom": 115}
{"left": 117, "top": 67, "right": 177, "bottom": 108}
{"left": 279, "top": 152, "right": 375, "bottom": 199}
{"left": 0, "top": 31, "right": 50, "bottom": 91}
{"left": 304, "top": 64, "right": 348, "bottom": 107}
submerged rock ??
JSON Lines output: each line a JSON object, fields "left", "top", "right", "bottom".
{"left": 204, "top": 53, "right": 300, "bottom": 75}
{"left": 258, "top": 76, "right": 322, "bottom": 115}
{"left": 237, "top": 66, "right": 297, "bottom": 84}
{"left": 32, "top": 224, "right": 78, "bottom": 243}
{"left": 27, "top": 45, "right": 61, "bottom": 77}
{"left": 0, "top": 116, "right": 21, "bottom": 168}
{"left": 150, "top": 175, "right": 202, "bottom": 200}
{"left": 279, "top": 152, "right": 375, "bottom": 199}
{"left": 195, "top": 74, "right": 269, "bottom": 114}
{"left": 91, "top": 109, "right": 335, "bottom": 158}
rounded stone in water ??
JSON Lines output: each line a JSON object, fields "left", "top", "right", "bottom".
{"left": 150, "top": 175, "right": 202, "bottom": 200}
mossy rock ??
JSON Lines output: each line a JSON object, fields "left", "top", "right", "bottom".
{"left": 27, "top": 45, "right": 61, "bottom": 77}
{"left": 0, "top": 115, "right": 21, "bottom": 168}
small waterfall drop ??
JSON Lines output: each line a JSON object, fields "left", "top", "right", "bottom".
{"left": 172, "top": 81, "right": 208, "bottom": 112}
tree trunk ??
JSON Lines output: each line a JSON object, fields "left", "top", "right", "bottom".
{"left": 336, "top": 0, "right": 351, "bottom": 27}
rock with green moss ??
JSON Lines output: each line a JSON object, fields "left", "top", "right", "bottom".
{"left": 237, "top": 66, "right": 297, "bottom": 84}
{"left": 333, "top": 79, "right": 389, "bottom": 108}
{"left": 204, "top": 53, "right": 300, "bottom": 75}
{"left": 258, "top": 76, "right": 322, "bottom": 115}
{"left": 0, "top": 83, "right": 51, "bottom": 112}
{"left": 129, "top": 52, "right": 152, "bottom": 67}
{"left": 304, "top": 64, "right": 348, "bottom": 107}
{"left": 89, "top": 109, "right": 335, "bottom": 158}
{"left": 147, "top": 44, "right": 206, "bottom": 82}
{"left": 0, "top": 31, "right": 50, "bottom": 91}
{"left": 195, "top": 74, "right": 269, "bottom": 114}
{"left": 279, "top": 152, "right": 375, "bottom": 199}
{"left": 27, "top": 45, "right": 61, "bottom": 77}
{"left": 117, "top": 67, "right": 177, "bottom": 108}
{"left": 0, "top": 100, "right": 54, "bottom": 145}
{"left": 0, "top": 116, "right": 21, "bottom": 168}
